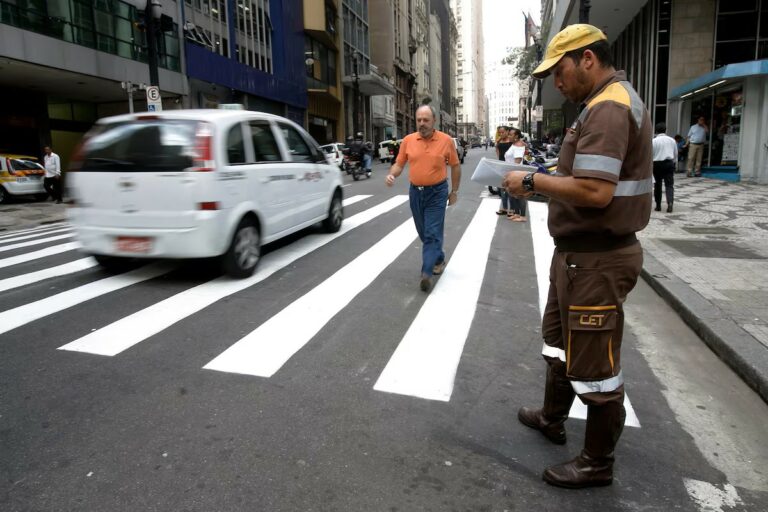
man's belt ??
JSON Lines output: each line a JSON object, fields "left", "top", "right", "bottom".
{"left": 411, "top": 179, "right": 447, "bottom": 190}
{"left": 554, "top": 233, "right": 638, "bottom": 253}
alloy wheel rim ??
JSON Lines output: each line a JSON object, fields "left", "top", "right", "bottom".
{"left": 234, "top": 226, "right": 259, "bottom": 269}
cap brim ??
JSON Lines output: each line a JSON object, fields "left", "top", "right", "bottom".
{"left": 532, "top": 55, "right": 563, "bottom": 79}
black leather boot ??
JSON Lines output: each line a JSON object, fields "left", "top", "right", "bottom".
{"left": 518, "top": 359, "right": 575, "bottom": 444}
{"left": 543, "top": 402, "right": 625, "bottom": 489}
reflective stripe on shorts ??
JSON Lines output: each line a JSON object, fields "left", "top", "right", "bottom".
{"left": 570, "top": 370, "right": 624, "bottom": 394}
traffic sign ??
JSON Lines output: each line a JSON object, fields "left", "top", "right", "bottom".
{"left": 145, "top": 86, "right": 163, "bottom": 112}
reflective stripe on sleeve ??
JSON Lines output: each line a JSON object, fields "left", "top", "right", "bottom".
{"left": 541, "top": 343, "right": 566, "bottom": 362}
{"left": 614, "top": 178, "right": 653, "bottom": 197}
{"left": 573, "top": 154, "right": 622, "bottom": 177}
{"left": 571, "top": 370, "right": 624, "bottom": 394}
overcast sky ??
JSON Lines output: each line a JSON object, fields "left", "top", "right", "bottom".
{"left": 483, "top": 0, "right": 542, "bottom": 64}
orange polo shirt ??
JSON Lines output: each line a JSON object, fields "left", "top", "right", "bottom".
{"left": 395, "top": 130, "right": 460, "bottom": 186}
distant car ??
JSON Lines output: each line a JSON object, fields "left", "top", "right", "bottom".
{"left": 320, "top": 142, "right": 347, "bottom": 169}
{"left": 67, "top": 109, "right": 344, "bottom": 278}
{"left": 0, "top": 154, "right": 47, "bottom": 203}
{"left": 378, "top": 140, "right": 402, "bottom": 163}
{"left": 471, "top": 141, "right": 482, "bottom": 148}
{"left": 452, "top": 138, "right": 466, "bottom": 164}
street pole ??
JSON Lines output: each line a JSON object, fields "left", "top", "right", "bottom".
{"left": 579, "top": 0, "right": 591, "bottom": 24}
{"left": 145, "top": 0, "right": 160, "bottom": 87}
{"left": 352, "top": 53, "right": 359, "bottom": 136}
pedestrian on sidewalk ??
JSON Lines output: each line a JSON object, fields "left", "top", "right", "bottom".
{"left": 504, "top": 128, "right": 528, "bottom": 222}
{"left": 385, "top": 104, "right": 462, "bottom": 293}
{"left": 43, "top": 145, "right": 62, "bottom": 204}
{"left": 652, "top": 122, "right": 677, "bottom": 213}
{"left": 685, "top": 116, "right": 709, "bottom": 177}
{"left": 502, "top": 23, "right": 652, "bottom": 489}
{"left": 495, "top": 126, "right": 515, "bottom": 217}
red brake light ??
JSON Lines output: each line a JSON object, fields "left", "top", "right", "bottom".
{"left": 191, "top": 122, "right": 214, "bottom": 172}
{"left": 198, "top": 201, "right": 219, "bottom": 210}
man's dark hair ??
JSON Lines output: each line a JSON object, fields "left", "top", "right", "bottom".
{"left": 655, "top": 122, "right": 666, "bottom": 134}
{"left": 510, "top": 128, "right": 523, "bottom": 139}
{"left": 565, "top": 40, "right": 613, "bottom": 68}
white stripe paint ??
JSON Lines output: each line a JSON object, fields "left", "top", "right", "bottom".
{"left": 0, "top": 258, "right": 97, "bottom": 293}
{"left": 58, "top": 196, "right": 409, "bottom": 356}
{"left": 0, "top": 227, "right": 72, "bottom": 245}
{"left": 204, "top": 218, "right": 418, "bottom": 377}
{"left": 683, "top": 479, "right": 743, "bottom": 512}
{"left": 342, "top": 195, "right": 371, "bottom": 207}
{"left": 529, "top": 201, "right": 640, "bottom": 428}
{"left": 0, "top": 222, "right": 67, "bottom": 239}
{"left": 373, "top": 199, "right": 499, "bottom": 401}
{"left": 0, "top": 262, "right": 173, "bottom": 336}
{"left": 0, "top": 242, "right": 81, "bottom": 270}
{"left": 0, "top": 233, "right": 72, "bottom": 253}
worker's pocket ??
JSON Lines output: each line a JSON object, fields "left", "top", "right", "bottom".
{"left": 566, "top": 306, "right": 618, "bottom": 380}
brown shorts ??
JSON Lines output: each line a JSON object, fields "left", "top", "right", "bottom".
{"left": 541, "top": 242, "right": 643, "bottom": 383}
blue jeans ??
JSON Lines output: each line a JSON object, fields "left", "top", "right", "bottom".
{"left": 409, "top": 180, "right": 448, "bottom": 277}
{"left": 363, "top": 153, "right": 372, "bottom": 171}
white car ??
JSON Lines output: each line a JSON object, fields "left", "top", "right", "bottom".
{"left": 67, "top": 109, "right": 344, "bottom": 278}
{"left": 452, "top": 138, "right": 466, "bottom": 164}
{"left": 378, "top": 140, "right": 401, "bottom": 163}
{"left": 320, "top": 142, "right": 346, "bottom": 168}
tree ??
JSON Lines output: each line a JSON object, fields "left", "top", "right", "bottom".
{"left": 503, "top": 45, "right": 539, "bottom": 82}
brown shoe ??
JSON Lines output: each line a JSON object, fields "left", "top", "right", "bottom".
{"left": 542, "top": 453, "right": 613, "bottom": 489}
{"left": 517, "top": 407, "right": 567, "bottom": 444}
{"left": 433, "top": 261, "right": 446, "bottom": 275}
{"left": 419, "top": 274, "right": 432, "bottom": 292}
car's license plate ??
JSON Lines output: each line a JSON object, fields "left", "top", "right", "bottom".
{"left": 115, "top": 236, "right": 152, "bottom": 253}
{"left": 16, "top": 177, "right": 28, "bottom": 182}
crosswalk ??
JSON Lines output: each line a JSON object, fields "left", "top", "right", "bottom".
{"left": 0, "top": 194, "right": 639, "bottom": 426}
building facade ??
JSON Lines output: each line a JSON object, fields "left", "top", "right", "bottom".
{"left": 450, "top": 0, "right": 485, "bottom": 143}
{"left": 486, "top": 60, "right": 519, "bottom": 138}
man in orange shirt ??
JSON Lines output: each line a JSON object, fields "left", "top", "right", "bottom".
{"left": 385, "top": 105, "right": 462, "bottom": 292}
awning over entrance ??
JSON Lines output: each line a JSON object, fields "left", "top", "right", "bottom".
{"left": 342, "top": 73, "right": 396, "bottom": 96}
{"left": 669, "top": 59, "right": 768, "bottom": 100}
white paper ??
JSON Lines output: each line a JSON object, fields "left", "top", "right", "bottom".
{"left": 470, "top": 158, "right": 537, "bottom": 187}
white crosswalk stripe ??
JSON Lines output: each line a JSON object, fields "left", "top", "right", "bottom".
{"left": 58, "top": 196, "right": 408, "bottom": 356}
{"left": 0, "top": 222, "right": 67, "bottom": 240}
{"left": 0, "top": 233, "right": 73, "bottom": 253}
{"left": 0, "top": 226, "right": 72, "bottom": 245}
{"left": 0, "top": 242, "right": 81, "bottom": 270}
{"left": 0, "top": 257, "right": 97, "bottom": 293}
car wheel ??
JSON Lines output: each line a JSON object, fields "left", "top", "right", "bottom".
{"left": 221, "top": 217, "right": 260, "bottom": 278}
{"left": 0, "top": 186, "right": 8, "bottom": 204}
{"left": 322, "top": 192, "right": 343, "bottom": 233}
{"left": 380, "top": 159, "right": 385, "bottom": 163}
{"left": 35, "top": 193, "right": 49, "bottom": 201}
{"left": 93, "top": 254, "right": 133, "bottom": 273}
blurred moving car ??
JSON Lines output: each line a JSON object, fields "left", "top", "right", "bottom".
{"left": 67, "top": 109, "right": 344, "bottom": 278}
{"left": 452, "top": 138, "right": 466, "bottom": 164}
{"left": 0, "top": 154, "right": 47, "bottom": 203}
{"left": 320, "top": 142, "right": 347, "bottom": 169}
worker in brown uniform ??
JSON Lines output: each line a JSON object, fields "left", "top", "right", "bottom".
{"left": 503, "top": 24, "right": 652, "bottom": 489}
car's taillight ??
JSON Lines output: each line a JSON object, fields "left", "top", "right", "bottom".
{"left": 198, "top": 201, "right": 219, "bottom": 210}
{"left": 191, "top": 122, "right": 214, "bottom": 172}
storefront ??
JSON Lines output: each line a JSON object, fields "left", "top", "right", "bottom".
{"left": 668, "top": 60, "right": 768, "bottom": 184}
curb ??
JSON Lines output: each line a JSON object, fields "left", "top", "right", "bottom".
{"left": 641, "top": 250, "right": 768, "bottom": 404}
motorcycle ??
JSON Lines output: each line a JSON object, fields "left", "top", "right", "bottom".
{"left": 342, "top": 152, "right": 371, "bottom": 181}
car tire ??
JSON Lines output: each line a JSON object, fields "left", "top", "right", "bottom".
{"left": 221, "top": 217, "right": 260, "bottom": 278}
{"left": 93, "top": 254, "right": 133, "bottom": 273}
{"left": 35, "top": 193, "right": 49, "bottom": 201}
{"left": 0, "top": 186, "right": 8, "bottom": 204}
{"left": 380, "top": 159, "right": 385, "bottom": 163}
{"left": 322, "top": 191, "right": 343, "bottom": 233}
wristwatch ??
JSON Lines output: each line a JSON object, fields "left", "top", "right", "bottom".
{"left": 522, "top": 172, "right": 535, "bottom": 192}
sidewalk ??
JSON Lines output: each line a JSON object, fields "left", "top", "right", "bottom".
{"left": 0, "top": 199, "right": 67, "bottom": 232}
{"left": 639, "top": 175, "right": 768, "bottom": 404}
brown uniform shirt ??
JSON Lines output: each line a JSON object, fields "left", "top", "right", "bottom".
{"left": 395, "top": 130, "right": 460, "bottom": 186}
{"left": 549, "top": 71, "right": 652, "bottom": 241}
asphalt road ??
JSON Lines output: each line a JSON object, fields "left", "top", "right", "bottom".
{"left": 1, "top": 148, "right": 766, "bottom": 511}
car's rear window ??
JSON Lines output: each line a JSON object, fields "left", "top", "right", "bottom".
{"left": 9, "top": 159, "right": 42, "bottom": 171}
{"left": 80, "top": 120, "right": 197, "bottom": 172}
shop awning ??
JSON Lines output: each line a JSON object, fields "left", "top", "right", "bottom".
{"left": 342, "top": 73, "right": 396, "bottom": 96}
{"left": 669, "top": 59, "right": 768, "bottom": 100}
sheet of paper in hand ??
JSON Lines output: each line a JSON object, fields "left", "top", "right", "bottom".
{"left": 470, "top": 158, "right": 537, "bottom": 187}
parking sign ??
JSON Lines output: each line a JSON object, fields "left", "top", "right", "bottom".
{"left": 145, "top": 86, "right": 163, "bottom": 112}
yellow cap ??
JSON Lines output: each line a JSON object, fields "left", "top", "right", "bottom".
{"left": 532, "top": 24, "right": 607, "bottom": 78}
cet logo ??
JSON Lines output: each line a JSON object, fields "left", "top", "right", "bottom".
{"left": 579, "top": 314, "right": 606, "bottom": 327}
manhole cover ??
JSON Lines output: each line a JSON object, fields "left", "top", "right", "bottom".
{"left": 660, "top": 239, "right": 765, "bottom": 259}
{"left": 682, "top": 227, "right": 737, "bottom": 235}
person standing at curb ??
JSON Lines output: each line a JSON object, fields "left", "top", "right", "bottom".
{"left": 685, "top": 116, "right": 708, "bottom": 177}
{"left": 385, "top": 105, "right": 461, "bottom": 293}
{"left": 43, "top": 145, "right": 62, "bottom": 204}
{"left": 503, "top": 24, "right": 652, "bottom": 489}
{"left": 652, "top": 122, "right": 677, "bottom": 213}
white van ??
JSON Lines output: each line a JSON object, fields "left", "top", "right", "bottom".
{"left": 67, "top": 110, "right": 344, "bottom": 278}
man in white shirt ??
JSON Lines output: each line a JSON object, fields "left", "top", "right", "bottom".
{"left": 43, "top": 146, "right": 62, "bottom": 203}
{"left": 684, "top": 116, "right": 708, "bottom": 177}
{"left": 652, "top": 123, "right": 677, "bottom": 213}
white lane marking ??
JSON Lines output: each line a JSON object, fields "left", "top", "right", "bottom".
{"left": 683, "top": 479, "right": 743, "bottom": 512}
{"left": 374, "top": 199, "right": 500, "bottom": 401}
{"left": 529, "top": 201, "right": 640, "bottom": 428}
{"left": 205, "top": 219, "right": 417, "bottom": 377}
{"left": 0, "top": 242, "right": 81, "bottom": 270}
{"left": 0, "top": 262, "right": 173, "bottom": 336}
{"left": 0, "top": 222, "right": 67, "bottom": 239}
{"left": 0, "top": 233, "right": 72, "bottom": 253}
{"left": 59, "top": 196, "right": 409, "bottom": 356}
{"left": 0, "top": 227, "right": 72, "bottom": 245}
{"left": 342, "top": 195, "right": 371, "bottom": 207}
{"left": 0, "top": 258, "right": 97, "bottom": 293}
